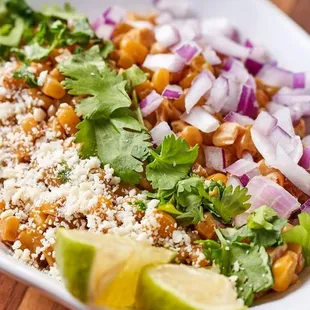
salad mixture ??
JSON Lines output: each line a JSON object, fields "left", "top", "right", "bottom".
{"left": 0, "top": 0, "right": 310, "bottom": 309}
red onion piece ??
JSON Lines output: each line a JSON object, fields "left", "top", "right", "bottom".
{"left": 251, "top": 127, "right": 277, "bottom": 166}
{"left": 237, "top": 83, "right": 258, "bottom": 118}
{"left": 95, "top": 24, "right": 115, "bottom": 40}
{"left": 242, "top": 152, "right": 254, "bottom": 161}
{"left": 301, "top": 198, "right": 310, "bottom": 213}
{"left": 299, "top": 147, "right": 310, "bottom": 170}
{"left": 155, "top": 25, "right": 180, "bottom": 48}
{"left": 207, "top": 76, "right": 228, "bottom": 112}
{"left": 143, "top": 54, "right": 185, "bottom": 73}
{"left": 221, "top": 77, "right": 243, "bottom": 114}
{"left": 223, "top": 111, "right": 254, "bottom": 126}
{"left": 150, "top": 121, "right": 174, "bottom": 146}
{"left": 245, "top": 46, "right": 271, "bottom": 76}
{"left": 274, "top": 87, "right": 310, "bottom": 105}
{"left": 244, "top": 39, "right": 254, "bottom": 48}
{"left": 162, "top": 85, "right": 183, "bottom": 99}
{"left": 240, "top": 167, "right": 260, "bottom": 186}
{"left": 272, "top": 106, "right": 295, "bottom": 137}
{"left": 185, "top": 70, "right": 213, "bottom": 113}
{"left": 204, "top": 34, "right": 250, "bottom": 59}
{"left": 274, "top": 145, "right": 310, "bottom": 195}
{"left": 227, "top": 176, "right": 243, "bottom": 188}
{"left": 253, "top": 111, "right": 277, "bottom": 136}
{"left": 204, "top": 146, "right": 226, "bottom": 172}
{"left": 173, "top": 41, "right": 202, "bottom": 64}
{"left": 246, "top": 176, "right": 301, "bottom": 218}
{"left": 293, "top": 72, "right": 306, "bottom": 89}
{"left": 256, "top": 64, "right": 293, "bottom": 88}
{"left": 127, "top": 20, "right": 154, "bottom": 29}
{"left": 140, "top": 91, "right": 164, "bottom": 117}
{"left": 226, "top": 159, "right": 258, "bottom": 177}
{"left": 245, "top": 58, "right": 263, "bottom": 76}
{"left": 202, "top": 47, "right": 221, "bottom": 65}
{"left": 223, "top": 58, "right": 249, "bottom": 83}
{"left": 181, "top": 106, "right": 219, "bottom": 133}
{"left": 103, "top": 6, "right": 126, "bottom": 25}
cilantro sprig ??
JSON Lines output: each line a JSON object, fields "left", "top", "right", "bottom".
{"left": 199, "top": 229, "right": 274, "bottom": 306}
{"left": 60, "top": 47, "right": 151, "bottom": 185}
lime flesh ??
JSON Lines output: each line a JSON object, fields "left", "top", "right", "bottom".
{"left": 55, "top": 229, "right": 175, "bottom": 308}
{"left": 136, "top": 264, "right": 246, "bottom": 310}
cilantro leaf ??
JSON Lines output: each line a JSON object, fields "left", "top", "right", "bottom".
{"left": 13, "top": 65, "right": 38, "bottom": 87}
{"left": 76, "top": 111, "right": 151, "bottom": 185}
{"left": 199, "top": 230, "right": 273, "bottom": 306}
{"left": 146, "top": 135, "right": 198, "bottom": 190}
{"left": 177, "top": 205, "right": 204, "bottom": 224}
{"left": 59, "top": 47, "right": 130, "bottom": 119}
{"left": 67, "top": 18, "right": 94, "bottom": 45}
{"left": 208, "top": 185, "right": 251, "bottom": 224}
{"left": 221, "top": 206, "right": 287, "bottom": 247}
{"left": 122, "top": 65, "right": 147, "bottom": 90}
{"left": 100, "top": 41, "right": 114, "bottom": 58}
{"left": 43, "top": 3, "right": 83, "bottom": 20}
{"left": 283, "top": 212, "right": 310, "bottom": 266}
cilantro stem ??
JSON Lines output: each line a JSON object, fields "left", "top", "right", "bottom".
{"left": 132, "top": 90, "right": 145, "bottom": 127}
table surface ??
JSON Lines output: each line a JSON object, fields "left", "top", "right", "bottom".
{"left": 0, "top": 0, "right": 309, "bottom": 309}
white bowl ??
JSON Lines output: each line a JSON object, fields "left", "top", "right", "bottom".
{"left": 1, "top": 0, "right": 310, "bottom": 309}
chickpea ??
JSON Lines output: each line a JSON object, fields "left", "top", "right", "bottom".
{"left": 0, "top": 216, "right": 20, "bottom": 242}
{"left": 117, "top": 51, "right": 135, "bottom": 69}
{"left": 56, "top": 104, "right": 80, "bottom": 135}
{"left": 42, "top": 76, "right": 66, "bottom": 99}
{"left": 267, "top": 243, "right": 288, "bottom": 262}
{"left": 234, "top": 126, "right": 257, "bottom": 158}
{"left": 155, "top": 210, "right": 176, "bottom": 238}
{"left": 272, "top": 251, "right": 298, "bottom": 292}
{"left": 256, "top": 89, "right": 269, "bottom": 108}
{"left": 266, "top": 172, "right": 285, "bottom": 187}
{"left": 179, "top": 126, "right": 203, "bottom": 147}
{"left": 171, "top": 120, "right": 187, "bottom": 134}
{"left": 212, "top": 123, "right": 245, "bottom": 147}
{"left": 120, "top": 40, "right": 148, "bottom": 64}
{"left": 294, "top": 119, "right": 306, "bottom": 138}
{"left": 195, "top": 212, "right": 223, "bottom": 240}
{"left": 135, "top": 80, "right": 154, "bottom": 101}
{"left": 207, "top": 173, "right": 227, "bottom": 184}
{"left": 152, "top": 68, "right": 170, "bottom": 94}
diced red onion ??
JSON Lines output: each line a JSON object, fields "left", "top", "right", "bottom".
{"left": 154, "top": 0, "right": 190, "bottom": 18}
{"left": 237, "top": 83, "right": 258, "bottom": 118}
{"left": 204, "top": 146, "right": 226, "bottom": 172}
{"left": 240, "top": 167, "right": 260, "bottom": 186}
{"left": 127, "top": 20, "right": 154, "bottom": 29}
{"left": 173, "top": 41, "right": 202, "bottom": 64}
{"left": 95, "top": 24, "right": 115, "bottom": 40}
{"left": 273, "top": 87, "right": 310, "bottom": 105}
{"left": 256, "top": 64, "right": 293, "bottom": 87}
{"left": 181, "top": 106, "right": 219, "bottom": 133}
{"left": 246, "top": 176, "right": 301, "bottom": 218}
{"left": 140, "top": 91, "right": 164, "bottom": 117}
{"left": 242, "top": 152, "right": 254, "bottom": 161}
{"left": 253, "top": 111, "right": 277, "bottom": 136}
{"left": 272, "top": 106, "right": 295, "bottom": 137}
{"left": 274, "top": 145, "right": 310, "bottom": 196}
{"left": 299, "top": 147, "right": 310, "bottom": 170}
{"left": 150, "top": 121, "right": 174, "bottom": 146}
{"left": 162, "top": 85, "right": 183, "bottom": 99}
{"left": 202, "top": 47, "right": 221, "bottom": 65}
{"left": 185, "top": 70, "right": 213, "bottom": 113}
{"left": 155, "top": 25, "right": 180, "bottom": 48}
{"left": 301, "top": 199, "right": 310, "bottom": 213}
{"left": 173, "top": 19, "right": 201, "bottom": 41}
{"left": 227, "top": 176, "right": 243, "bottom": 188}
{"left": 223, "top": 111, "right": 254, "bottom": 126}
{"left": 221, "top": 77, "right": 243, "bottom": 114}
{"left": 103, "top": 6, "right": 126, "bottom": 25}
{"left": 207, "top": 76, "right": 228, "bottom": 112}
{"left": 245, "top": 46, "right": 270, "bottom": 76}
{"left": 244, "top": 39, "right": 254, "bottom": 48}
{"left": 245, "top": 58, "right": 263, "bottom": 76}
{"left": 226, "top": 159, "right": 258, "bottom": 177}
{"left": 251, "top": 127, "right": 277, "bottom": 165}
{"left": 143, "top": 54, "right": 185, "bottom": 72}
{"left": 201, "top": 17, "right": 239, "bottom": 41}
{"left": 293, "top": 72, "right": 310, "bottom": 89}
{"left": 223, "top": 58, "right": 249, "bottom": 83}
{"left": 204, "top": 34, "right": 250, "bottom": 59}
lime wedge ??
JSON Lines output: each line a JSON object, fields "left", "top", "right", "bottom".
{"left": 136, "top": 264, "right": 246, "bottom": 310}
{"left": 55, "top": 228, "right": 175, "bottom": 308}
